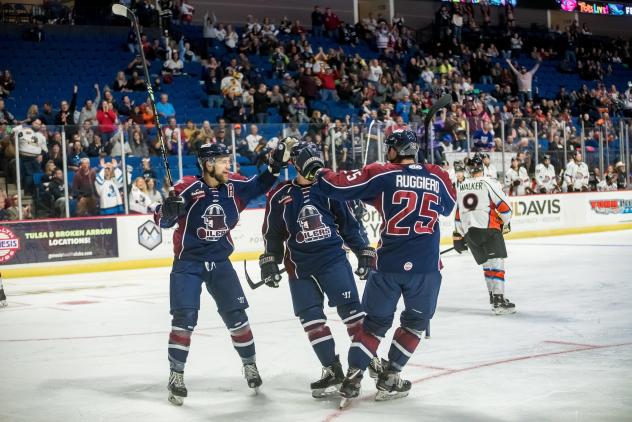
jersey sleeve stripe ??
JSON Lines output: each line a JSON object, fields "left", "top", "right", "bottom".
{"left": 320, "top": 169, "right": 401, "bottom": 189}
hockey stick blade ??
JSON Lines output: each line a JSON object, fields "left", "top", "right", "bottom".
{"left": 111, "top": 4, "right": 134, "bottom": 20}
{"left": 424, "top": 94, "right": 453, "bottom": 160}
{"left": 243, "top": 260, "right": 287, "bottom": 290}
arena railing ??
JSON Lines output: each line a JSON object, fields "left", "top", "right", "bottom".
{"left": 5, "top": 119, "right": 631, "bottom": 221}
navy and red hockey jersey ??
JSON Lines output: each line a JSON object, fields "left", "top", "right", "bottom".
{"left": 262, "top": 180, "right": 369, "bottom": 279}
{"left": 154, "top": 170, "right": 276, "bottom": 262}
{"left": 312, "top": 162, "right": 456, "bottom": 273}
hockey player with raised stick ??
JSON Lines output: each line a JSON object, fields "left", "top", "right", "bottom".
{"left": 310, "top": 129, "right": 456, "bottom": 406}
{"left": 261, "top": 141, "right": 376, "bottom": 398}
{"left": 452, "top": 153, "right": 516, "bottom": 315}
{"left": 154, "top": 139, "right": 295, "bottom": 406}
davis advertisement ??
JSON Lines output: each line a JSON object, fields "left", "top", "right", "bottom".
{"left": 0, "top": 218, "right": 118, "bottom": 265}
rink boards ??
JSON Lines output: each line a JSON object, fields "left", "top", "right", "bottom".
{"left": 1, "top": 190, "right": 631, "bottom": 278}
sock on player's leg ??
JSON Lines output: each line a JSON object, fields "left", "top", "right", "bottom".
{"left": 387, "top": 326, "right": 422, "bottom": 371}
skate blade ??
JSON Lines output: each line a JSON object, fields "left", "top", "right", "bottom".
{"left": 168, "top": 393, "right": 184, "bottom": 406}
{"left": 375, "top": 390, "right": 409, "bottom": 401}
{"left": 339, "top": 397, "right": 352, "bottom": 409}
{"left": 493, "top": 308, "right": 517, "bottom": 315}
{"left": 312, "top": 384, "right": 341, "bottom": 399}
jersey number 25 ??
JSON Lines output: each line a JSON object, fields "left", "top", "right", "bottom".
{"left": 386, "top": 190, "right": 439, "bottom": 236}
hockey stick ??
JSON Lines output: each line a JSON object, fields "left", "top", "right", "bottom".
{"left": 243, "top": 260, "right": 287, "bottom": 289}
{"left": 424, "top": 94, "right": 453, "bottom": 163}
{"left": 440, "top": 246, "right": 455, "bottom": 255}
{"left": 112, "top": 4, "right": 175, "bottom": 194}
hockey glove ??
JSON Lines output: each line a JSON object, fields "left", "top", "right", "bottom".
{"left": 161, "top": 196, "right": 185, "bottom": 220}
{"left": 512, "top": 180, "right": 521, "bottom": 187}
{"left": 269, "top": 136, "right": 298, "bottom": 174}
{"left": 355, "top": 247, "right": 376, "bottom": 280}
{"left": 502, "top": 222, "right": 511, "bottom": 235}
{"left": 452, "top": 232, "right": 468, "bottom": 253}
{"left": 259, "top": 253, "right": 282, "bottom": 288}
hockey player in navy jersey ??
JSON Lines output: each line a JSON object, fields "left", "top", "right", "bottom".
{"left": 154, "top": 139, "right": 295, "bottom": 405}
{"left": 260, "top": 141, "right": 376, "bottom": 398}
{"left": 311, "top": 129, "right": 456, "bottom": 405}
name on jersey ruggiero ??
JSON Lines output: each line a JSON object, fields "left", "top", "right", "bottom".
{"left": 395, "top": 175, "right": 440, "bottom": 193}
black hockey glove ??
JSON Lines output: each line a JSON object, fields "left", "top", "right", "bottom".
{"left": 502, "top": 222, "right": 511, "bottom": 235}
{"left": 268, "top": 136, "right": 298, "bottom": 174}
{"left": 512, "top": 180, "right": 521, "bottom": 187}
{"left": 161, "top": 196, "right": 185, "bottom": 220}
{"left": 259, "top": 253, "right": 282, "bottom": 288}
{"left": 452, "top": 232, "right": 468, "bottom": 253}
{"left": 355, "top": 247, "right": 376, "bottom": 280}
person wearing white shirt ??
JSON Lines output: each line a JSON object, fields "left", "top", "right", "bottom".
{"left": 597, "top": 175, "right": 618, "bottom": 192}
{"left": 246, "top": 124, "right": 263, "bottom": 152}
{"left": 505, "top": 157, "right": 530, "bottom": 196}
{"left": 535, "top": 155, "right": 558, "bottom": 193}
{"left": 368, "top": 59, "right": 383, "bottom": 83}
{"left": 564, "top": 150, "right": 589, "bottom": 192}
{"left": 482, "top": 153, "right": 498, "bottom": 179}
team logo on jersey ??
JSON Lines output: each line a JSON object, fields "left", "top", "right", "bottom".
{"left": 403, "top": 261, "right": 413, "bottom": 271}
{"left": 296, "top": 205, "right": 331, "bottom": 243}
{"left": 197, "top": 204, "right": 229, "bottom": 241}
{"left": 409, "top": 164, "right": 422, "bottom": 170}
{"left": 0, "top": 226, "right": 20, "bottom": 263}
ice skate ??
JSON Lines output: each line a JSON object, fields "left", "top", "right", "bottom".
{"left": 492, "top": 294, "right": 516, "bottom": 315}
{"left": 311, "top": 355, "right": 344, "bottom": 398}
{"left": 375, "top": 363, "right": 411, "bottom": 401}
{"left": 338, "top": 368, "right": 363, "bottom": 409}
{"left": 368, "top": 357, "right": 385, "bottom": 379}
{"left": 0, "top": 288, "right": 7, "bottom": 308}
{"left": 167, "top": 370, "right": 187, "bottom": 406}
{"left": 243, "top": 363, "right": 262, "bottom": 392}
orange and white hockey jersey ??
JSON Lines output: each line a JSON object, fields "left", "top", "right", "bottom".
{"left": 455, "top": 176, "right": 512, "bottom": 235}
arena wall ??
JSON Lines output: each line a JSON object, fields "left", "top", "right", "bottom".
{"left": 1, "top": 191, "right": 630, "bottom": 278}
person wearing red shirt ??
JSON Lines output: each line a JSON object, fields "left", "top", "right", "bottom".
{"left": 318, "top": 66, "right": 339, "bottom": 101}
{"left": 96, "top": 100, "right": 118, "bottom": 141}
{"left": 323, "top": 7, "right": 340, "bottom": 38}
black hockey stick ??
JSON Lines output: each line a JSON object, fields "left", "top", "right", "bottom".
{"left": 440, "top": 246, "right": 455, "bottom": 255}
{"left": 243, "top": 260, "right": 287, "bottom": 289}
{"left": 424, "top": 94, "right": 453, "bottom": 163}
{"left": 112, "top": 4, "right": 175, "bottom": 193}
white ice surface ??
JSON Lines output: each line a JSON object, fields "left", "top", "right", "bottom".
{"left": 1, "top": 231, "right": 632, "bottom": 422}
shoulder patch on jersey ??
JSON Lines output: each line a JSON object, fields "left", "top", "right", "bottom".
{"left": 174, "top": 176, "right": 200, "bottom": 195}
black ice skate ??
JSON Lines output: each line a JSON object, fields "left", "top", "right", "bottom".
{"left": 488, "top": 291, "right": 493, "bottom": 305}
{"left": 167, "top": 370, "right": 187, "bottom": 406}
{"left": 492, "top": 294, "right": 516, "bottom": 315}
{"left": 338, "top": 368, "right": 363, "bottom": 409}
{"left": 311, "top": 355, "right": 344, "bottom": 398}
{"left": 0, "top": 287, "right": 7, "bottom": 307}
{"left": 368, "top": 357, "right": 385, "bottom": 379}
{"left": 243, "top": 363, "right": 262, "bottom": 392}
{"left": 375, "top": 363, "right": 411, "bottom": 401}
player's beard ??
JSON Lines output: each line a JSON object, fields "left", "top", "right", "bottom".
{"left": 207, "top": 165, "right": 227, "bottom": 184}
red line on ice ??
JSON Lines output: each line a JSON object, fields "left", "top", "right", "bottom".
{"left": 322, "top": 340, "right": 632, "bottom": 422}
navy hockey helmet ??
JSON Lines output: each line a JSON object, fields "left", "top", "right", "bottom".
{"left": 198, "top": 142, "right": 231, "bottom": 170}
{"left": 290, "top": 141, "right": 324, "bottom": 180}
{"left": 466, "top": 153, "right": 484, "bottom": 173}
{"left": 384, "top": 129, "right": 419, "bottom": 159}
{"left": 453, "top": 159, "right": 466, "bottom": 172}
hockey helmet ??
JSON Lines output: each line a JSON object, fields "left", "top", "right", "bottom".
{"left": 466, "top": 153, "right": 484, "bottom": 173}
{"left": 198, "top": 142, "right": 231, "bottom": 170}
{"left": 453, "top": 159, "right": 466, "bottom": 172}
{"left": 290, "top": 141, "right": 324, "bottom": 179}
{"left": 384, "top": 129, "right": 419, "bottom": 159}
